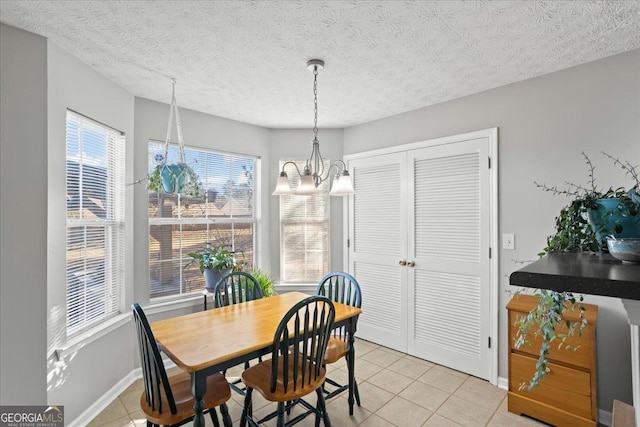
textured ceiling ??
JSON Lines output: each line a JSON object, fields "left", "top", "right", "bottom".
{"left": 1, "top": 1, "right": 639, "bottom": 128}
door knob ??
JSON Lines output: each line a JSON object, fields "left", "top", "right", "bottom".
{"left": 407, "top": 261, "right": 415, "bottom": 267}
{"left": 399, "top": 259, "right": 407, "bottom": 266}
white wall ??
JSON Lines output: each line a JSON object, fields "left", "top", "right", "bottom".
{"left": 45, "top": 41, "right": 136, "bottom": 422}
{"left": 343, "top": 48, "right": 640, "bottom": 412}
{"left": 0, "top": 23, "right": 48, "bottom": 405}
{"left": 267, "top": 129, "right": 346, "bottom": 282}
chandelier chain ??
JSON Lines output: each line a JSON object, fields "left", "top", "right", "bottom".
{"left": 313, "top": 67, "right": 318, "bottom": 137}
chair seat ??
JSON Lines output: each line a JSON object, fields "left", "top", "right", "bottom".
{"left": 323, "top": 336, "right": 348, "bottom": 364}
{"left": 140, "top": 371, "right": 231, "bottom": 425}
{"left": 242, "top": 357, "right": 326, "bottom": 402}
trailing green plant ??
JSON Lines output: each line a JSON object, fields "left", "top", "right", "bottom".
{"left": 250, "top": 266, "right": 276, "bottom": 297}
{"left": 514, "top": 288, "right": 586, "bottom": 391}
{"left": 537, "top": 199, "right": 600, "bottom": 256}
{"left": 146, "top": 164, "right": 163, "bottom": 193}
{"left": 186, "top": 243, "right": 240, "bottom": 273}
{"left": 518, "top": 202, "right": 591, "bottom": 392}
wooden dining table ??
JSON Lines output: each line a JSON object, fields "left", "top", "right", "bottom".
{"left": 150, "top": 291, "right": 363, "bottom": 427}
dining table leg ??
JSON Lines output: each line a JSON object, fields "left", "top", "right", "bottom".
{"left": 192, "top": 371, "right": 206, "bottom": 427}
{"left": 347, "top": 318, "right": 356, "bottom": 416}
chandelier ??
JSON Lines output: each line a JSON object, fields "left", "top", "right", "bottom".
{"left": 272, "top": 59, "right": 355, "bottom": 197}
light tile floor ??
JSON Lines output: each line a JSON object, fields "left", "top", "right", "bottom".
{"left": 87, "top": 338, "right": 549, "bottom": 427}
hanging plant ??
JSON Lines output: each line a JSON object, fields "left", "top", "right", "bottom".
{"left": 146, "top": 78, "right": 201, "bottom": 197}
{"left": 147, "top": 162, "right": 201, "bottom": 198}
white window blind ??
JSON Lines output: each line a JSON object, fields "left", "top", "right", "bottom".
{"left": 66, "top": 111, "right": 125, "bottom": 336}
{"left": 279, "top": 159, "right": 330, "bottom": 283}
{"left": 148, "top": 141, "right": 257, "bottom": 298}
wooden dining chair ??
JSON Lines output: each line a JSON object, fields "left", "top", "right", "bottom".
{"left": 212, "top": 271, "right": 264, "bottom": 395}
{"left": 132, "top": 303, "right": 233, "bottom": 427}
{"left": 240, "top": 295, "right": 336, "bottom": 427}
{"left": 316, "top": 272, "right": 362, "bottom": 405}
{"left": 212, "top": 271, "right": 263, "bottom": 308}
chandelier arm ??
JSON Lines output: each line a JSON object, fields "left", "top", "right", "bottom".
{"left": 281, "top": 161, "right": 305, "bottom": 178}
{"left": 306, "top": 143, "right": 316, "bottom": 172}
{"left": 311, "top": 139, "right": 326, "bottom": 185}
{"left": 332, "top": 159, "right": 348, "bottom": 172}
{"left": 314, "top": 157, "right": 334, "bottom": 185}
{"left": 318, "top": 161, "right": 344, "bottom": 183}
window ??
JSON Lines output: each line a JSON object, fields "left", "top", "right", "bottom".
{"left": 148, "top": 141, "right": 257, "bottom": 298}
{"left": 66, "top": 111, "right": 125, "bottom": 336}
{"left": 278, "top": 159, "right": 330, "bottom": 283}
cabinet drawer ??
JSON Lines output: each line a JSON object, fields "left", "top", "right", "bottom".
{"left": 507, "top": 296, "right": 597, "bottom": 369}
{"left": 509, "top": 353, "right": 592, "bottom": 419}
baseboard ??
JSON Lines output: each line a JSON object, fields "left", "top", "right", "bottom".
{"left": 67, "top": 359, "right": 177, "bottom": 427}
{"left": 66, "top": 371, "right": 137, "bottom": 427}
{"left": 598, "top": 408, "right": 612, "bottom": 427}
{"left": 497, "top": 376, "right": 508, "bottom": 390}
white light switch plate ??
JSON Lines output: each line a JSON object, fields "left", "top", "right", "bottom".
{"left": 503, "top": 233, "right": 515, "bottom": 250}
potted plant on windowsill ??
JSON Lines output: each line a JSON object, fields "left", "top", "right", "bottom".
{"left": 187, "top": 244, "right": 240, "bottom": 291}
{"left": 250, "top": 266, "right": 276, "bottom": 297}
{"left": 515, "top": 151, "right": 640, "bottom": 391}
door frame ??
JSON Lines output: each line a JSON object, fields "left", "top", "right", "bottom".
{"left": 343, "top": 128, "right": 499, "bottom": 386}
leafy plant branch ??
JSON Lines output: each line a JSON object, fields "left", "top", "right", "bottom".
{"left": 514, "top": 289, "right": 586, "bottom": 391}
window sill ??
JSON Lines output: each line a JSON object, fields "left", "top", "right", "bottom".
{"left": 54, "top": 312, "right": 131, "bottom": 360}
{"left": 274, "top": 283, "right": 317, "bottom": 293}
{"left": 145, "top": 294, "right": 203, "bottom": 315}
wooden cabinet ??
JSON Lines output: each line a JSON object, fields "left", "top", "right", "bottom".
{"left": 507, "top": 294, "right": 598, "bottom": 427}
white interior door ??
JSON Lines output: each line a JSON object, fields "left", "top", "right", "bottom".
{"left": 348, "top": 152, "right": 408, "bottom": 352}
{"left": 407, "top": 138, "right": 491, "bottom": 380}
{"left": 346, "top": 130, "right": 497, "bottom": 382}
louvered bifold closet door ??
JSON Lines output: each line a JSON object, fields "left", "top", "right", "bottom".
{"left": 407, "top": 138, "right": 491, "bottom": 380}
{"left": 348, "top": 152, "right": 408, "bottom": 352}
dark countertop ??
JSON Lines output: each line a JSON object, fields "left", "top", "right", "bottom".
{"left": 509, "top": 252, "right": 640, "bottom": 300}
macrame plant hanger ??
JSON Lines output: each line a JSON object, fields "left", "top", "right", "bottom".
{"left": 160, "top": 78, "right": 188, "bottom": 194}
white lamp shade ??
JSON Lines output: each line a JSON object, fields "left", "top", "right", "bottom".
{"left": 329, "top": 174, "right": 355, "bottom": 196}
{"left": 272, "top": 175, "right": 293, "bottom": 195}
{"left": 296, "top": 175, "right": 317, "bottom": 195}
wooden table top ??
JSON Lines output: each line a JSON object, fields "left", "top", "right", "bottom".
{"left": 151, "top": 291, "right": 362, "bottom": 372}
